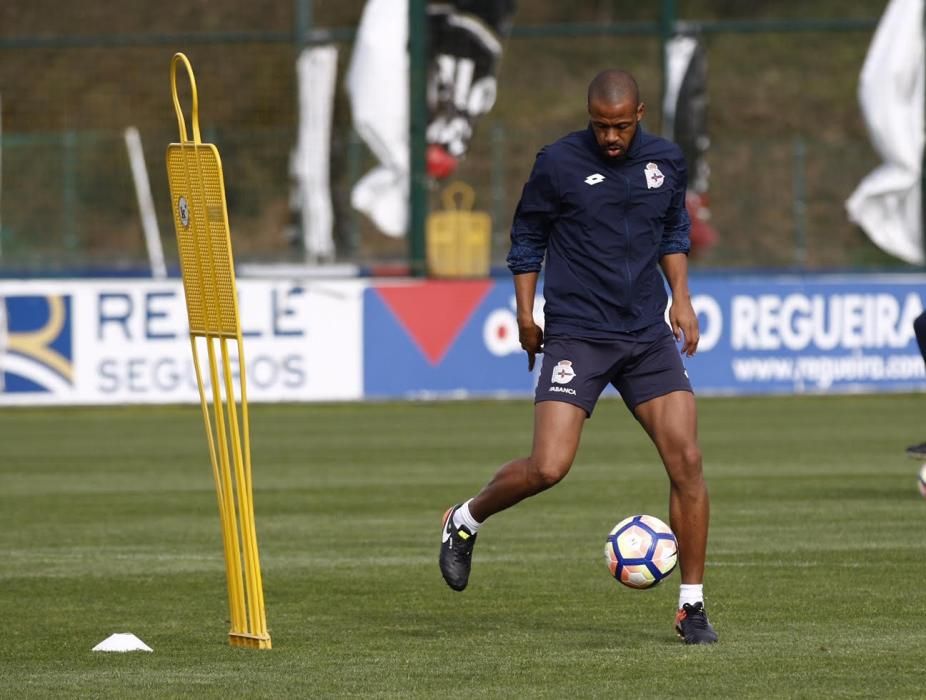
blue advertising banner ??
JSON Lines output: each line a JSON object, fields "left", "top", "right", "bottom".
{"left": 4, "top": 274, "right": 923, "bottom": 404}
{"left": 364, "top": 279, "right": 542, "bottom": 398}
{"left": 363, "top": 274, "right": 926, "bottom": 399}
{"left": 0, "top": 293, "right": 74, "bottom": 395}
{"left": 687, "top": 274, "right": 926, "bottom": 395}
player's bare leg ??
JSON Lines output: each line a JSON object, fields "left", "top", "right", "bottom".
{"left": 634, "top": 390, "right": 707, "bottom": 582}
{"left": 634, "top": 390, "right": 717, "bottom": 644}
{"left": 470, "top": 400, "right": 586, "bottom": 521}
{"left": 439, "top": 400, "right": 585, "bottom": 591}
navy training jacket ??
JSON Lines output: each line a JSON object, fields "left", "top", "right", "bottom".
{"left": 506, "top": 125, "right": 691, "bottom": 340}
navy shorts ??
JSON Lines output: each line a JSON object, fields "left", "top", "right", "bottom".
{"left": 535, "top": 323, "right": 693, "bottom": 416}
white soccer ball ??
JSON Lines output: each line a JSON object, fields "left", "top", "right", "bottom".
{"left": 604, "top": 514, "right": 678, "bottom": 589}
{"left": 918, "top": 464, "right": 926, "bottom": 499}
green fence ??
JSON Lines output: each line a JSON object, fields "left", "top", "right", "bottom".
{"left": 0, "top": 1, "right": 911, "bottom": 274}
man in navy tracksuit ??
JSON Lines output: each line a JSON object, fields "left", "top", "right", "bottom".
{"left": 440, "top": 69, "right": 718, "bottom": 644}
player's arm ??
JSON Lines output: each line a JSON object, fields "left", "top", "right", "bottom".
{"left": 513, "top": 272, "right": 543, "bottom": 370}
{"left": 507, "top": 149, "right": 557, "bottom": 370}
{"left": 660, "top": 254, "right": 698, "bottom": 356}
{"left": 659, "top": 153, "right": 698, "bottom": 356}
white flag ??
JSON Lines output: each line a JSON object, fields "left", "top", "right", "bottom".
{"left": 846, "top": 0, "right": 925, "bottom": 264}
{"left": 347, "top": 0, "right": 410, "bottom": 238}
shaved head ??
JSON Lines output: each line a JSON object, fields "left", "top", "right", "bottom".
{"left": 587, "top": 69, "right": 640, "bottom": 109}
{"left": 586, "top": 70, "right": 645, "bottom": 158}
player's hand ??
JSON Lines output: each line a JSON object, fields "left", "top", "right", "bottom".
{"left": 669, "top": 297, "right": 700, "bottom": 357}
{"left": 519, "top": 322, "right": 544, "bottom": 371}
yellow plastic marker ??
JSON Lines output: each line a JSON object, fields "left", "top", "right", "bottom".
{"left": 165, "top": 52, "right": 271, "bottom": 650}
{"left": 426, "top": 181, "right": 491, "bottom": 278}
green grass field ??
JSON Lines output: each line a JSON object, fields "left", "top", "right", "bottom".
{"left": 1, "top": 395, "right": 924, "bottom": 698}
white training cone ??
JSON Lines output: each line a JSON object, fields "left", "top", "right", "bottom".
{"left": 92, "top": 633, "right": 153, "bottom": 653}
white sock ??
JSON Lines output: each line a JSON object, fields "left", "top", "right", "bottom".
{"left": 452, "top": 499, "right": 482, "bottom": 533}
{"left": 679, "top": 584, "right": 704, "bottom": 609}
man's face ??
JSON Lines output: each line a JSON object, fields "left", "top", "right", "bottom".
{"left": 588, "top": 97, "right": 645, "bottom": 159}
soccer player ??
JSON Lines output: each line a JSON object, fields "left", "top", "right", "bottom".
{"left": 905, "top": 310, "right": 926, "bottom": 458}
{"left": 439, "top": 69, "right": 718, "bottom": 644}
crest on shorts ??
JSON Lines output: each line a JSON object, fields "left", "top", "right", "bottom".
{"left": 552, "top": 360, "right": 576, "bottom": 385}
{"left": 644, "top": 162, "right": 664, "bottom": 189}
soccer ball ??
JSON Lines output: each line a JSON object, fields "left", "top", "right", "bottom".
{"left": 918, "top": 464, "right": 926, "bottom": 498}
{"left": 604, "top": 514, "right": 678, "bottom": 589}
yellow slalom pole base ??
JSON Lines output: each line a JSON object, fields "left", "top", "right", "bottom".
{"left": 229, "top": 632, "right": 272, "bottom": 650}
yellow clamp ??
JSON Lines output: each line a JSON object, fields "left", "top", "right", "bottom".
{"left": 439, "top": 181, "right": 477, "bottom": 212}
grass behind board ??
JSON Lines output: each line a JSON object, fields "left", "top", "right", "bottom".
{"left": 1, "top": 395, "right": 924, "bottom": 697}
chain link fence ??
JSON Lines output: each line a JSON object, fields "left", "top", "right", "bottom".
{"left": 0, "top": 1, "right": 905, "bottom": 274}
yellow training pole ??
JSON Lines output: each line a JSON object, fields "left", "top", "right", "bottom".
{"left": 165, "top": 52, "right": 271, "bottom": 649}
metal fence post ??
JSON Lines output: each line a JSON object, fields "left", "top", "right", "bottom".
{"left": 346, "top": 127, "right": 362, "bottom": 256}
{"left": 0, "top": 93, "right": 3, "bottom": 259}
{"left": 490, "top": 122, "right": 506, "bottom": 249}
{"left": 408, "top": 0, "right": 428, "bottom": 276}
{"left": 63, "top": 130, "right": 78, "bottom": 253}
{"left": 792, "top": 135, "right": 807, "bottom": 268}
{"left": 295, "top": 0, "right": 312, "bottom": 45}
